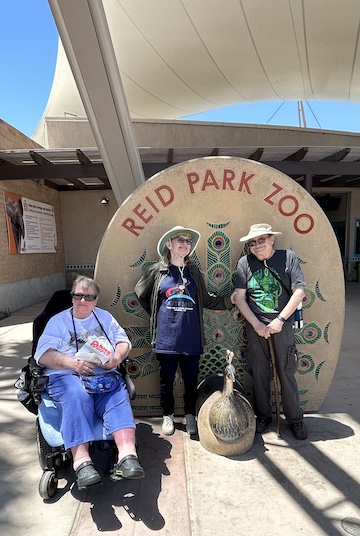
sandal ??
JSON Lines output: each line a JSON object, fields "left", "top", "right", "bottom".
{"left": 110, "top": 455, "right": 145, "bottom": 481}
{"left": 76, "top": 460, "right": 102, "bottom": 490}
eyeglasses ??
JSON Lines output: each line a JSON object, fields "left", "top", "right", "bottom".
{"left": 71, "top": 293, "right": 98, "bottom": 301}
{"left": 248, "top": 236, "right": 269, "bottom": 247}
{"left": 173, "top": 236, "right": 192, "bottom": 245}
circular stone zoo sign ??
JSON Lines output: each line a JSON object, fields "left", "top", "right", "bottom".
{"left": 95, "top": 157, "right": 345, "bottom": 416}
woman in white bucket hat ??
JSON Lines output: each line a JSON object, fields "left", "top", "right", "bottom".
{"left": 135, "top": 225, "right": 233, "bottom": 437}
{"left": 232, "top": 223, "right": 307, "bottom": 440}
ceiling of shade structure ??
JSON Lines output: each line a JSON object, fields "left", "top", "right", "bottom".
{"left": 35, "top": 0, "right": 360, "bottom": 129}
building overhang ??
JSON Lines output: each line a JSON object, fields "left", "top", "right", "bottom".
{"left": 1, "top": 144, "right": 360, "bottom": 191}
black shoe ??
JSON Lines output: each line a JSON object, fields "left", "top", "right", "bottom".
{"left": 256, "top": 417, "right": 272, "bottom": 434}
{"left": 290, "top": 421, "right": 308, "bottom": 440}
{"left": 110, "top": 455, "right": 145, "bottom": 481}
{"left": 76, "top": 460, "right": 102, "bottom": 490}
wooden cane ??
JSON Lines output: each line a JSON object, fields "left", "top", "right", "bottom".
{"left": 268, "top": 336, "right": 281, "bottom": 438}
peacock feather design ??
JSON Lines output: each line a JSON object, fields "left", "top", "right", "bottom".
{"left": 110, "top": 221, "right": 328, "bottom": 413}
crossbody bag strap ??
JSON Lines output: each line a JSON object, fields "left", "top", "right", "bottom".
{"left": 247, "top": 252, "right": 291, "bottom": 296}
{"left": 263, "top": 261, "right": 292, "bottom": 296}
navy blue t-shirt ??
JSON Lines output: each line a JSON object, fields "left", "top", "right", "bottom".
{"left": 155, "top": 264, "right": 202, "bottom": 354}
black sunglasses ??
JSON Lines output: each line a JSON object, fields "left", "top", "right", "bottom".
{"left": 248, "top": 236, "right": 270, "bottom": 247}
{"left": 173, "top": 236, "right": 193, "bottom": 245}
{"left": 71, "top": 293, "right": 98, "bottom": 302}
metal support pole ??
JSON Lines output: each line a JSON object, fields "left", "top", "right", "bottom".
{"left": 304, "top": 173, "right": 313, "bottom": 194}
{"left": 48, "top": 0, "right": 145, "bottom": 205}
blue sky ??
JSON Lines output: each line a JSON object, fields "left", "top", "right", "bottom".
{"left": 1, "top": 1, "right": 58, "bottom": 138}
{"left": 2, "top": 0, "right": 360, "bottom": 139}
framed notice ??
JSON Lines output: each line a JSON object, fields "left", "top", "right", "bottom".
{"left": 4, "top": 192, "right": 57, "bottom": 254}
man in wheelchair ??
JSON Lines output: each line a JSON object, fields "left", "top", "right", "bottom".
{"left": 34, "top": 275, "right": 144, "bottom": 490}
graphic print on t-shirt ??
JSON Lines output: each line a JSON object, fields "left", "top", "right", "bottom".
{"left": 155, "top": 265, "right": 202, "bottom": 354}
{"left": 165, "top": 281, "right": 195, "bottom": 312}
{"left": 248, "top": 268, "right": 282, "bottom": 313}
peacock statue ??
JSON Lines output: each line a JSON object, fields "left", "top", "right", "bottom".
{"left": 196, "top": 350, "right": 256, "bottom": 456}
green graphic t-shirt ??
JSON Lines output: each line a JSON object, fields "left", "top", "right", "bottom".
{"left": 235, "top": 250, "right": 305, "bottom": 324}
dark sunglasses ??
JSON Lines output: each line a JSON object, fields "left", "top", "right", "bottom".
{"left": 173, "top": 237, "right": 193, "bottom": 245}
{"left": 249, "top": 236, "right": 269, "bottom": 247}
{"left": 71, "top": 293, "right": 98, "bottom": 302}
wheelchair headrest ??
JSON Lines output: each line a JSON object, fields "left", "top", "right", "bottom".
{"left": 32, "top": 290, "right": 72, "bottom": 355}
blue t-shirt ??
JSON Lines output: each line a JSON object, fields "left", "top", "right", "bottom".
{"left": 155, "top": 264, "right": 202, "bottom": 354}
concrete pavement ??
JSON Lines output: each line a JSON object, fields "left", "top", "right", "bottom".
{"left": 0, "top": 285, "right": 359, "bottom": 536}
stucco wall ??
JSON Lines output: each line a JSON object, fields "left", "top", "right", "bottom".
{"left": 0, "top": 119, "right": 42, "bottom": 150}
{"left": 60, "top": 190, "right": 118, "bottom": 265}
{"left": 42, "top": 116, "right": 360, "bottom": 151}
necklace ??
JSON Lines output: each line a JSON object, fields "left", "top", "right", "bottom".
{"left": 178, "top": 264, "right": 187, "bottom": 291}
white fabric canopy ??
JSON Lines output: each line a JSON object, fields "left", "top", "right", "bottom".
{"left": 38, "top": 0, "right": 360, "bottom": 127}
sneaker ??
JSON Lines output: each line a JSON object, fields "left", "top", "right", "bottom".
{"left": 162, "top": 414, "right": 175, "bottom": 435}
{"left": 256, "top": 417, "right": 272, "bottom": 434}
{"left": 185, "top": 414, "right": 197, "bottom": 435}
{"left": 290, "top": 421, "right": 307, "bottom": 440}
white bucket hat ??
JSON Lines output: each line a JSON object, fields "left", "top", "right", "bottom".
{"left": 157, "top": 226, "right": 201, "bottom": 256}
{"left": 240, "top": 223, "right": 282, "bottom": 242}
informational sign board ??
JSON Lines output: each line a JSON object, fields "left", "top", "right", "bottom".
{"left": 4, "top": 192, "right": 57, "bottom": 254}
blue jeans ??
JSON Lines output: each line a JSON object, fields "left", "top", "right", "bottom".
{"left": 46, "top": 373, "right": 135, "bottom": 449}
{"left": 157, "top": 353, "right": 200, "bottom": 415}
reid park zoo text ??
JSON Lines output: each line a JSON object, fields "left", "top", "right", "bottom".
{"left": 121, "top": 167, "right": 315, "bottom": 237}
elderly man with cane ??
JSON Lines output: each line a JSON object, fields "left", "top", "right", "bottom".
{"left": 232, "top": 223, "right": 307, "bottom": 440}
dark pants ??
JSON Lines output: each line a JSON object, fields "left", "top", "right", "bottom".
{"left": 157, "top": 353, "right": 200, "bottom": 415}
{"left": 246, "top": 321, "right": 303, "bottom": 424}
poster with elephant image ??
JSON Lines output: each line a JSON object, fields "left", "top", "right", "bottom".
{"left": 4, "top": 192, "right": 57, "bottom": 254}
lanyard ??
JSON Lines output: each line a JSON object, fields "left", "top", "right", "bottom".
{"left": 71, "top": 308, "right": 115, "bottom": 352}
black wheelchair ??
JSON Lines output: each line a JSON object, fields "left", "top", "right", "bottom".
{"left": 15, "top": 290, "right": 136, "bottom": 500}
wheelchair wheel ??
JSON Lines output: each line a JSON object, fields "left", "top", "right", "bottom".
{"left": 39, "top": 469, "right": 58, "bottom": 500}
{"left": 36, "top": 419, "right": 53, "bottom": 470}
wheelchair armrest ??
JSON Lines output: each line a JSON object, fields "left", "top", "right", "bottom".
{"left": 15, "top": 356, "right": 49, "bottom": 414}
{"left": 28, "top": 356, "right": 49, "bottom": 397}
{"left": 29, "top": 355, "right": 43, "bottom": 374}
{"left": 118, "top": 360, "right": 136, "bottom": 401}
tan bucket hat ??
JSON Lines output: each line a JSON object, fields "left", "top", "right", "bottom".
{"left": 157, "top": 226, "right": 201, "bottom": 256}
{"left": 240, "top": 223, "right": 282, "bottom": 242}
